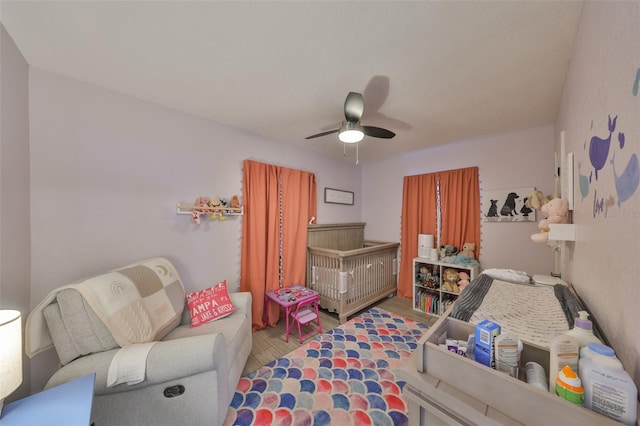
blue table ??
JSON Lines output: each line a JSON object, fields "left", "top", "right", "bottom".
{"left": 0, "top": 374, "right": 95, "bottom": 426}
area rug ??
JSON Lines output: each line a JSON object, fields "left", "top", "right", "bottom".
{"left": 224, "top": 308, "right": 429, "bottom": 426}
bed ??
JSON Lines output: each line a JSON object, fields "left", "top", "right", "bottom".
{"left": 306, "top": 223, "right": 399, "bottom": 324}
{"left": 449, "top": 270, "right": 591, "bottom": 349}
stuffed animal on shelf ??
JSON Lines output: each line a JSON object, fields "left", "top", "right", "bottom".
{"left": 457, "top": 271, "right": 471, "bottom": 292}
{"left": 219, "top": 198, "right": 229, "bottom": 219}
{"left": 442, "top": 268, "right": 460, "bottom": 294}
{"left": 192, "top": 196, "right": 211, "bottom": 225}
{"left": 525, "top": 190, "right": 552, "bottom": 210}
{"left": 451, "top": 253, "right": 479, "bottom": 267}
{"left": 208, "top": 197, "right": 225, "bottom": 221}
{"left": 460, "top": 242, "right": 476, "bottom": 260}
{"left": 531, "top": 197, "right": 569, "bottom": 243}
{"left": 439, "top": 245, "right": 458, "bottom": 259}
{"left": 229, "top": 195, "right": 241, "bottom": 210}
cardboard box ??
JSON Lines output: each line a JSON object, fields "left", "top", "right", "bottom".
{"left": 474, "top": 319, "right": 501, "bottom": 367}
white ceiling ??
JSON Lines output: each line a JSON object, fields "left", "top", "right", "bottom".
{"left": 1, "top": 1, "right": 584, "bottom": 164}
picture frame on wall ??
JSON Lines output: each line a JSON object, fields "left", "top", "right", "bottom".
{"left": 482, "top": 187, "right": 536, "bottom": 222}
{"left": 324, "top": 188, "right": 354, "bottom": 205}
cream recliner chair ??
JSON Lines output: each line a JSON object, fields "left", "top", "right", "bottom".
{"left": 26, "top": 257, "right": 252, "bottom": 426}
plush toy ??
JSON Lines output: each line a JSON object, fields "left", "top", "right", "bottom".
{"left": 192, "top": 196, "right": 211, "bottom": 224}
{"left": 525, "top": 190, "right": 552, "bottom": 210}
{"left": 453, "top": 253, "right": 479, "bottom": 267}
{"left": 229, "top": 195, "right": 241, "bottom": 210}
{"left": 439, "top": 245, "right": 458, "bottom": 258}
{"left": 531, "top": 197, "right": 569, "bottom": 243}
{"left": 219, "top": 198, "right": 229, "bottom": 220}
{"left": 457, "top": 271, "right": 470, "bottom": 292}
{"left": 442, "top": 268, "right": 460, "bottom": 293}
{"left": 460, "top": 242, "right": 476, "bottom": 260}
{"left": 208, "top": 197, "right": 225, "bottom": 220}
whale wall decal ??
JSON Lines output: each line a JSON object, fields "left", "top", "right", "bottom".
{"left": 588, "top": 115, "right": 616, "bottom": 181}
{"left": 611, "top": 151, "right": 639, "bottom": 207}
{"left": 580, "top": 103, "right": 638, "bottom": 218}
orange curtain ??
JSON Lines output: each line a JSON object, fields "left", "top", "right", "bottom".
{"left": 439, "top": 167, "right": 481, "bottom": 257}
{"left": 397, "top": 173, "right": 438, "bottom": 298}
{"left": 397, "top": 167, "right": 480, "bottom": 299}
{"left": 281, "top": 168, "right": 317, "bottom": 287}
{"left": 240, "top": 160, "right": 317, "bottom": 331}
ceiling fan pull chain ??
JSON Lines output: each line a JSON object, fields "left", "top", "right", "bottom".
{"left": 356, "top": 143, "right": 359, "bottom": 165}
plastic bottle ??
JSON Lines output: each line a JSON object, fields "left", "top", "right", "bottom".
{"left": 580, "top": 342, "right": 623, "bottom": 368}
{"left": 549, "top": 333, "right": 579, "bottom": 393}
{"left": 579, "top": 343, "right": 637, "bottom": 425}
{"left": 494, "top": 333, "right": 523, "bottom": 378}
{"left": 525, "top": 362, "right": 548, "bottom": 391}
{"left": 566, "top": 311, "right": 602, "bottom": 351}
{"left": 555, "top": 365, "right": 584, "bottom": 405}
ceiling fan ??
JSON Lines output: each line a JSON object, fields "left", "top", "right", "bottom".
{"left": 305, "top": 92, "right": 396, "bottom": 143}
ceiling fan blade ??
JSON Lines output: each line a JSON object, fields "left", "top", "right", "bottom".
{"left": 344, "top": 92, "right": 364, "bottom": 122}
{"left": 363, "top": 126, "right": 395, "bottom": 139}
{"left": 305, "top": 128, "right": 339, "bottom": 139}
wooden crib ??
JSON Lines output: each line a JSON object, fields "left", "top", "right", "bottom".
{"left": 306, "top": 223, "right": 399, "bottom": 323}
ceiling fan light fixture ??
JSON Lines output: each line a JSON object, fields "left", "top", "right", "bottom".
{"left": 339, "top": 122, "right": 364, "bottom": 143}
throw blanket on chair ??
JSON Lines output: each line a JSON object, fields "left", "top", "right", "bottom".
{"left": 26, "top": 257, "right": 185, "bottom": 357}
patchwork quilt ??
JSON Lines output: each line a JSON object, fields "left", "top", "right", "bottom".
{"left": 26, "top": 257, "right": 185, "bottom": 357}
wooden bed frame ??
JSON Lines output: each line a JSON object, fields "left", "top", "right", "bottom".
{"left": 306, "top": 223, "right": 399, "bottom": 323}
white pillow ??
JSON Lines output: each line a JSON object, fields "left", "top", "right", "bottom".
{"left": 481, "top": 268, "right": 530, "bottom": 284}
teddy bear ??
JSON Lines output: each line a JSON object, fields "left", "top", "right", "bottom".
{"left": 442, "top": 268, "right": 460, "bottom": 294}
{"left": 531, "top": 197, "right": 569, "bottom": 243}
{"left": 229, "top": 195, "right": 241, "bottom": 210}
{"left": 457, "top": 271, "right": 471, "bottom": 292}
{"left": 525, "top": 190, "right": 552, "bottom": 210}
{"left": 191, "top": 196, "right": 211, "bottom": 224}
{"left": 208, "top": 197, "right": 226, "bottom": 221}
{"left": 460, "top": 242, "right": 476, "bottom": 260}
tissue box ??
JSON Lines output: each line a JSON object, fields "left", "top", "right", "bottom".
{"left": 474, "top": 320, "right": 501, "bottom": 368}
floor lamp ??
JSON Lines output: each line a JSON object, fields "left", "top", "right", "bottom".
{"left": 0, "top": 310, "right": 22, "bottom": 417}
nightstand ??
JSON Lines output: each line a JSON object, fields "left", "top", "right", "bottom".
{"left": 0, "top": 373, "right": 95, "bottom": 426}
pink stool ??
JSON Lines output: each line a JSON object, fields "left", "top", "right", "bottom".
{"left": 288, "top": 295, "right": 322, "bottom": 344}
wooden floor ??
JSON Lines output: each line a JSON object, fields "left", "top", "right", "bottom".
{"left": 243, "top": 295, "right": 439, "bottom": 375}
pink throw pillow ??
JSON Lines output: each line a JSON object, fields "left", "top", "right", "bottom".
{"left": 186, "top": 280, "right": 236, "bottom": 327}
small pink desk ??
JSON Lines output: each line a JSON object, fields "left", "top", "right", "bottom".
{"left": 264, "top": 285, "right": 319, "bottom": 343}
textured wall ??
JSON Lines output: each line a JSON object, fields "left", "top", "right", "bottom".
{"left": 0, "top": 24, "right": 31, "bottom": 399}
{"left": 555, "top": 1, "right": 640, "bottom": 387}
{"left": 27, "top": 68, "right": 361, "bottom": 390}
{"left": 362, "top": 125, "right": 556, "bottom": 276}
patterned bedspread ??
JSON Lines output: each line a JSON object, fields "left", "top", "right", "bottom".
{"left": 450, "top": 274, "right": 585, "bottom": 348}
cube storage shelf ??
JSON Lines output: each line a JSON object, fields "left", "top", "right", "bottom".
{"left": 412, "top": 257, "right": 478, "bottom": 316}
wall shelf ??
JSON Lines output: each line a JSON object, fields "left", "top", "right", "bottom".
{"left": 548, "top": 223, "right": 576, "bottom": 241}
{"left": 176, "top": 203, "right": 244, "bottom": 216}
